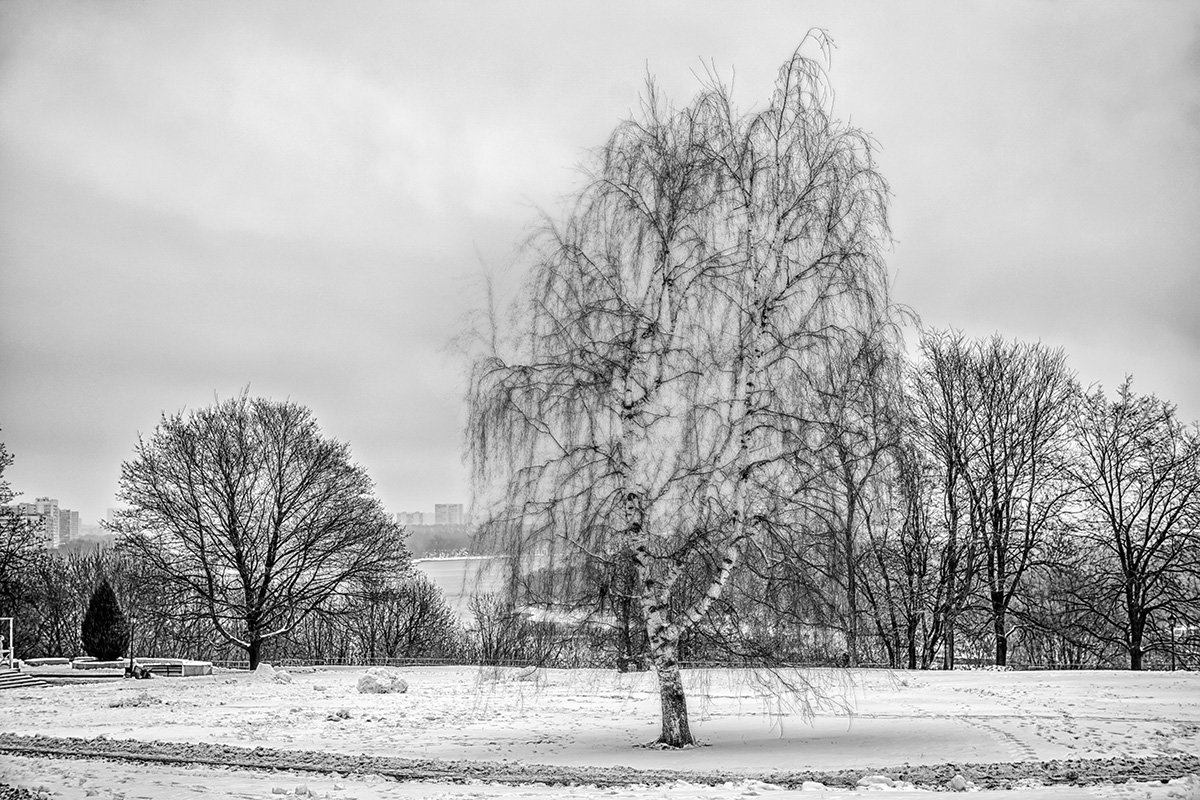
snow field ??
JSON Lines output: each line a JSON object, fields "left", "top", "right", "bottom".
{"left": 0, "top": 666, "right": 1197, "bottom": 798}
{"left": 5, "top": 755, "right": 1200, "bottom": 800}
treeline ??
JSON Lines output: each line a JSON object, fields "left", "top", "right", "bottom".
{"left": 782, "top": 332, "right": 1196, "bottom": 671}
{"left": 0, "top": 548, "right": 468, "bottom": 664}
{"left": 483, "top": 331, "right": 1200, "bottom": 673}
{"left": 2, "top": 329, "right": 1196, "bottom": 673}
{"left": 748, "top": 332, "right": 1198, "bottom": 671}
{"left": 0, "top": 546, "right": 656, "bottom": 668}
{"left": 835, "top": 332, "right": 1200, "bottom": 671}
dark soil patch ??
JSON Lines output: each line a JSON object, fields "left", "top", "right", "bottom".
{"left": 0, "top": 732, "right": 1196, "bottom": 790}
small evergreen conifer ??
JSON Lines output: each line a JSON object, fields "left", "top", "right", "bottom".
{"left": 81, "top": 578, "right": 128, "bottom": 661}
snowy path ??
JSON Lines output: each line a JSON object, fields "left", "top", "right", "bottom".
{"left": 0, "top": 666, "right": 1197, "bottom": 797}
{"left": 2, "top": 750, "right": 1199, "bottom": 800}
{"left": 1, "top": 732, "right": 1197, "bottom": 787}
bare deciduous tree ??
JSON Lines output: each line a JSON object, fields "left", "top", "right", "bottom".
{"left": 907, "top": 334, "right": 980, "bottom": 668}
{"left": 800, "top": 329, "right": 905, "bottom": 665}
{"left": 1070, "top": 378, "right": 1200, "bottom": 669}
{"left": 467, "top": 34, "right": 896, "bottom": 746}
{"left": 115, "top": 394, "right": 408, "bottom": 669}
{"left": 858, "top": 438, "right": 946, "bottom": 669}
{"left": 0, "top": 432, "right": 42, "bottom": 612}
{"left": 346, "top": 572, "right": 461, "bottom": 661}
{"left": 912, "top": 333, "right": 1077, "bottom": 666}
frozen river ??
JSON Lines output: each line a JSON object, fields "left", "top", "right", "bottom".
{"left": 412, "top": 555, "right": 508, "bottom": 621}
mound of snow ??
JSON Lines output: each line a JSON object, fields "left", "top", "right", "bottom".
{"left": 251, "top": 663, "right": 293, "bottom": 685}
{"left": 357, "top": 667, "right": 408, "bottom": 694}
{"left": 947, "top": 773, "right": 973, "bottom": 792}
{"left": 108, "top": 691, "right": 162, "bottom": 708}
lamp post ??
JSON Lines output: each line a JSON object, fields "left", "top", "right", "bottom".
{"left": 1169, "top": 615, "right": 1177, "bottom": 672}
{"left": 127, "top": 615, "right": 137, "bottom": 678}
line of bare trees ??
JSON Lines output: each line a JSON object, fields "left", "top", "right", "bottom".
{"left": 865, "top": 332, "right": 1199, "bottom": 673}
{"left": 465, "top": 327, "right": 1199, "bottom": 681}
{"left": 0, "top": 400, "right": 472, "bottom": 667}
{"left": 0, "top": 546, "right": 467, "bottom": 665}
{"left": 660, "top": 330, "right": 1199, "bottom": 675}
{"left": 700, "top": 331, "right": 1200, "bottom": 676}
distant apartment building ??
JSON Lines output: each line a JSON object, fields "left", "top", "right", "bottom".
{"left": 14, "top": 497, "right": 79, "bottom": 548}
{"left": 395, "top": 507, "right": 469, "bottom": 527}
{"left": 60, "top": 509, "right": 80, "bottom": 545}
{"left": 434, "top": 503, "right": 464, "bottom": 526}
{"left": 393, "top": 504, "right": 472, "bottom": 556}
{"left": 36, "top": 497, "right": 60, "bottom": 547}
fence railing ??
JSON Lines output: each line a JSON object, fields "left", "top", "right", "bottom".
{"left": 207, "top": 655, "right": 1191, "bottom": 672}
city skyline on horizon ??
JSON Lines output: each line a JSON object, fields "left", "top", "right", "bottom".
{"left": 1, "top": 497, "right": 469, "bottom": 529}
{"left": 0, "top": 498, "right": 472, "bottom": 552}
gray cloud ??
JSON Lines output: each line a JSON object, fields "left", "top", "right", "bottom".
{"left": 1, "top": 1, "right": 1197, "bottom": 522}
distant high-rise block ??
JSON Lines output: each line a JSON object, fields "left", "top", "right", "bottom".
{"left": 434, "top": 503, "right": 464, "bottom": 526}
{"left": 17, "top": 497, "right": 61, "bottom": 548}
{"left": 58, "top": 509, "right": 80, "bottom": 546}
{"left": 395, "top": 506, "right": 469, "bottom": 528}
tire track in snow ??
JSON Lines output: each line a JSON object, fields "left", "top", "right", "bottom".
{"left": 959, "top": 716, "right": 1042, "bottom": 762}
{"left": 0, "top": 732, "right": 1197, "bottom": 790}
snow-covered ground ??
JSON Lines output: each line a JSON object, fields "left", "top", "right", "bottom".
{"left": 1, "top": 665, "right": 1197, "bottom": 799}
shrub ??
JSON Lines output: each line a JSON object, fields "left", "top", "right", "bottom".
{"left": 81, "top": 578, "right": 128, "bottom": 660}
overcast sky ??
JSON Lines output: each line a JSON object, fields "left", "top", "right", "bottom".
{"left": 1, "top": 1, "right": 1197, "bottom": 525}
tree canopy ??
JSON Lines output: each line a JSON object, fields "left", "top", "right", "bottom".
{"left": 467, "top": 34, "right": 900, "bottom": 746}
{"left": 115, "top": 394, "right": 408, "bottom": 669}
{"left": 0, "top": 430, "right": 43, "bottom": 616}
{"left": 81, "top": 577, "right": 128, "bottom": 661}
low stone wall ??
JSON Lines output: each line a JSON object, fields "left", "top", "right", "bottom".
{"left": 135, "top": 659, "right": 212, "bottom": 677}
{"left": 71, "top": 660, "right": 125, "bottom": 671}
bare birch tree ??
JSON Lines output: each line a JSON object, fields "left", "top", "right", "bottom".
{"left": 1069, "top": 378, "right": 1200, "bottom": 669}
{"left": 467, "top": 35, "right": 895, "bottom": 746}
{"left": 115, "top": 394, "right": 408, "bottom": 669}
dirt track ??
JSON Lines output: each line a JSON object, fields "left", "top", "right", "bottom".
{"left": 1, "top": 732, "right": 1197, "bottom": 791}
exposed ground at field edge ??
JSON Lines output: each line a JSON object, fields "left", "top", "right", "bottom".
{"left": 2, "top": 733, "right": 1198, "bottom": 791}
